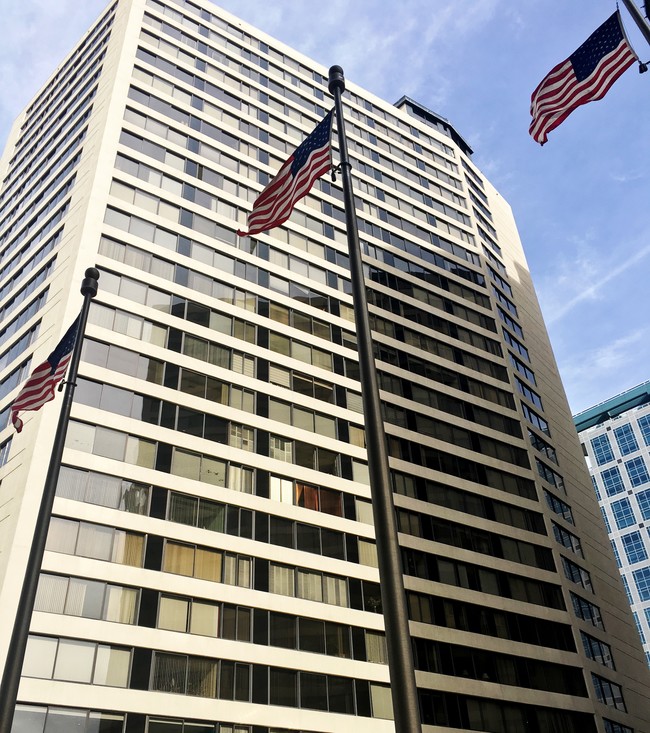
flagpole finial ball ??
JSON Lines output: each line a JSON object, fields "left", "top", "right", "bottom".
{"left": 81, "top": 267, "right": 100, "bottom": 298}
{"left": 328, "top": 65, "right": 345, "bottom": 94}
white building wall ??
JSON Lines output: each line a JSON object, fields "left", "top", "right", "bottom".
{"left": 0, "top": 0, "right": 649, "bottom": 731}
{"left": 579, "top": 399, "right": 650, "bottom": 668}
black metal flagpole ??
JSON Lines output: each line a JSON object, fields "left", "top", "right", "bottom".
{"left": 328, "top": 66, "right": 422, "bottom": 732}
{"left": 621, "top": 0, "right": 650, "bottom": 48}
{"left": 0, "top": 267, "right": 100, "bottom": 733}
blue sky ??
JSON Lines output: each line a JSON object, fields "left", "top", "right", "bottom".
{"left": 1, "top": 0, "right": 649, "bottom": 414}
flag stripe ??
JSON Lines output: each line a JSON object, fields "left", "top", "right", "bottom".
{"left": 245, "top": 146, "right": 331, "bottom": 233}
{"left": 247, "top": 147, "right": 331, "bottom": 233}
{"left": 529, "top": 12, "right": 636, "bottom": 144}
{"left": 249, "top": 146, "right": 331, "bottom": 221}
{"left": 532, "top": 43, "right": 634, "bottom": 118}
{"left": 238, "top": 110, "right": 333, "bottom": 237}
{"left": 11, "top": 318, "right": 79, "bottom": 433}
{"left": 530, "top": 48, "right": 634, "bottom": 140}
{"left": 530, "top": 45, "right": 635, "bottom": 142}
{"left": 11, "top": 359, "right": 71, "bottom": 412}
{"left": 534, "top": 49, "right": 635, "bottom": 134}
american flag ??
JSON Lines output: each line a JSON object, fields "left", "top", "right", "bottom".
{"left": 238, "top": 109, "right": 333, "bottom": 237}
{"left": 11, "top": 317, "right": 80, "bottom": 433}
{"left": 529, "top": 12, "right": 637, "bottom": 145}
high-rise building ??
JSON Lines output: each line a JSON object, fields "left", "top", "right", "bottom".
{"left": 574, "top": 382, "right": 650, "bottom": 673}
{"left": 1, "top": 1, "right": 649, "bottom": 731}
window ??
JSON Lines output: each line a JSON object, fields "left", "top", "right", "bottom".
{"left": 168, "top": 492, "right": 227, "bottom": 533}
{"left": 625, "top": 456, "right": 650, "bottom": 487}
{"left": 637, "top": 488, "right": 650, "bottom": 520}
{"left": 267, "top": 666, "right": 368, "bottom": 714}
{"left": 223, "top": 661, "right": 252, "bottom": 702}
{"left": 552, "top": 523, "right": 583, "bottom": 556}
{"left": 601, "top": 507, "right": 612, "bottom": 533}
{"left": 223, "top": 554, "right": 252, "bottom": 587}
{"left": 600, "top": 466, "right": 625, "bottom": 496}
{"left": 152, "top": 653, "right": 219, "bottom": 698}
{"left": 636, "top": 611, "right": 647, "bottom": 643}
{"left": 146, "top": 720, "right": 248, "bottom": 733}
{"left": 270, "top": 436, "right": 293, "bottom": 462}
{"left": 270, "top": 436, "right": 340, "bottom": 475}
{"left": 0, "top": 436, "right": 11, "bottom": 467}
{"left": 46, "top": 517, "right": 144, "bottom": 566}
{"left": 327, "top": 675, "right": 355, "bottom": 714}
{"left": 515, "top": 376, "right": 543, "bottom": 409}
{"left": 221, "top": 605, "right": 251, "bottom": 642}
{"left": 622, "top": 575, "right": 634, "bottom": 604}
{"left": 544, "top": 490, "right": 574, "bottom": 523}
{"left": 562, "top": 557, "right": 592, "bottom": 591}
{"left": 581, "top": 632, "right": 614, "bottom": 668}
{"left": 621, "top": 531, "right": 648, "bottom": 564}
{"left": 527, "top": 430, "right": 557, "bottom": 463}
{"left": 35, "top": 573, "right": 138, "bottom": 624}
{"left": 269, "top": 667, "right": 296, "bottom": 707}
{"left": 12, "top": 705, "right": 125, "bottom": 733}
{"left": 158, "top": 596, "right": 220, "bottom": 638}
{"left": 268, "top": 398, "right": 337, "bottom": 439}
{"left": 269, "top": 564, "right": 295, "bottom": 597}
{"left": 23, "top": 635, "right": 130, "bottom": 687}
{"left": 370, "top": 684, "right": 393, "bottom": 719}
{"left": 591, "top": 475, "right": 601, "bottom": 500}
{"left": 82, "top": 338, "right": 164, "bottom": 384}
{"left": 610, "top": 498, "right": 636, "bottom": 529}
{"left": 366, "top": 631, "right": 388, "bottom": 664}
{"left": 571, "top": 592, "right": 604, "bottom": 629}
{"left": 592, "top": 674, "right": 626, "bottom": 711}
{"left": 268, "top": 563, "right": 348, "bottom": 607}
{"left": 632, "top": 566, "right": 650, "bottom": 601}
{"left": 297, "top": 570, "right": 323, "bottom": 603}
{"left": 604, "top": 719, "right": 633, "bottom": 733}
{"left": 637, "top": 414, "right": 650, "bottom": 446}
{"left": 269, "top": 475, "right": 344, "bottom": 518}
{"left": 614, "top": 423, "right": 638, "bottom": 455}
{"left": 228, "top": 424, "right": 254, "bottom": 451}
{"left": 228, "top": 464, "right": 254, "bottom": 493}
{"left": 56, "top": 466, "right": 150, "bottom": 514}
{"left": 65, "top": 420, "right": 156, "bottom": 468}
{"left": 163, "top": 542, "right": 252, "bottom": 589}
{"left": 269, "top": 332, "right": 332, "bottom": 371}
{"left": 535, "top": 459, "right": 565, "bottom": 492}
{"left": 590, "top": 434, "right": 614, "bottom": 465}
{"left": 171, "top": 449, "right": 226, "bottom": 486}
{"left": 269, "top": 612, "right": 296, "bottom": 650}
{"left": 269, "top": 364, "right": 337, "bottom": 405}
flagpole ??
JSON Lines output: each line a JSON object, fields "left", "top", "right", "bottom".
{"left": 621, "top": 0, "right": 650, "bottom": 47}
{"left": 328, "top": 66, "right": 421, "bottom": 732}
{"left": 0, "top": 268, "right": 100, "bottom": 733}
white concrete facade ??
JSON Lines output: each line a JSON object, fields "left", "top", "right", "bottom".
{"left": 0, "top": 1, "right": 649, "bottom": 731}
{"left": 576, "top": 384, "right": 650, "bottom": 673}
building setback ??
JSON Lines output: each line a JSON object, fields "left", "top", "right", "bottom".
{"left": 575, "top": 382, "right": 650, "bottom": 673}
{"left": 0, "top": 1, "right": 649, "bottom": 731}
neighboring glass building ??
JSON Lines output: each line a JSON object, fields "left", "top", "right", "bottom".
{"left": 575, "top": 382, "right": 650, "bottom": 673}
{"left": 1, "top": 1, "right": 649, "bottom": 731}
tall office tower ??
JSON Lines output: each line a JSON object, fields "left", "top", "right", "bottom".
{"left": 574, "top": 383, "right": 650, "bottom": 673}
{"left": 1, "top": 1, "right": 649, "bottom": 732}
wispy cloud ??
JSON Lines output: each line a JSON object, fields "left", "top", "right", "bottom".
{"left": 0, "top": 2, "right": 104, "bottom": 140}
{"left": 538, "top": 241, "right": 650, "bottom": 325}
{"left": 589, "top": 330, "right": 647, "bottom": 372}
{"left": 610, "top": 170, "right": 645, "bottom": 183}
{"left": 3, "top": 0, "right": 648, "bottom": 416}
{"left": 560, "top": 328, "right": 649, "bottom": 412}
{"left": 219, "top": 0, "right": 506, "bottom": 106}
